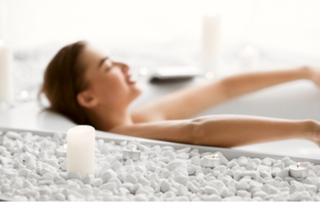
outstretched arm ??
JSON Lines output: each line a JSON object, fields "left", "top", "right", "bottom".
{"left": 132, "top": 66, "right": 317, "bottom": 122}
{"left": 111, "top": 115, "right": 320, "bottom": 147}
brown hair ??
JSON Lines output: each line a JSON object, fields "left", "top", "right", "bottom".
{"left": 39, "top": 41, "right": 90, "bottom": 125}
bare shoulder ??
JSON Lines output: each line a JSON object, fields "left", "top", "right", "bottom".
{"left": 109, "top": 119, "right": 195, "bottom": 144}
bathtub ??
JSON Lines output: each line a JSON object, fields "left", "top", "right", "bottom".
{"left": 0, "top": 76, "right": 319, "bottom": 159}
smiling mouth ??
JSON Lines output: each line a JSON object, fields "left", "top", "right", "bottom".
{"left": 127, "top": 75, "right": 136, "bottom": 85}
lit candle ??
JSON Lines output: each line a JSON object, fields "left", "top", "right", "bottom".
{"left": 202, "top": 154, "right": 221, "bottom": 168}
{"left": 56, "top": 144, "right": 67, "bottom": 157}
{"left": 238, "top": 45, "right": 260, "bottom": 71}
{"left": 122, "top": 147, "right": 141, "bottom": 161}
{"left": 0, "top": 39, "right": 14, "bottom": 103}
{"left": 67, "top": 125, "right": 95, "bottom": 178}
{"left": 289, "top": 162, "right": 308, "bottom": 181}
{"left": 202, "top": 14, "right": 221, "bottom": 72}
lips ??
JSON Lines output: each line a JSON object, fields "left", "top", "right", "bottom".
{"left": 126, "top": 74, "right": 136, "bottom": 85}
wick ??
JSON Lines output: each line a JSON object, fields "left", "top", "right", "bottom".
{"left": 297, "top": 162, "right": 300, "bottom": 168}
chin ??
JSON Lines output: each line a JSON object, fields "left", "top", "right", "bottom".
{"left": 127, "top": 85, "right": 142, "bottom": 102}
{"left": 133, "top": 86, "right": 142, "bottom": 98}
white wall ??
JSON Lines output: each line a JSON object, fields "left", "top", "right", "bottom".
{"left": 1, "top": 0, "right": 320, "bottom": 57}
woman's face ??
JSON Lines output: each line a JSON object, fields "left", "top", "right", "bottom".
{"left": 79, "top": 45, "right": 142, "bottom": 109}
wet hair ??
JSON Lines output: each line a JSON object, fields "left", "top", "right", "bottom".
{"left": 39, "top": 41, "right": 90, "bottom": 125}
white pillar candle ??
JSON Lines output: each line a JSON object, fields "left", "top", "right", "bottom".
{"left": 289, "top": 162, "right": 308, "bottom": 181}
{"left": 238, "top": 45, "right": 260, "bottom": 71}
{"left": 202, "top": 14, "right": 221, "bottom": 72}
{"left": 0, "top": 40, "right": 14, "bottom": 103}
{"left": 67, "top": 125, "right": 95, "bottom": 178}
{"left": 202, "top": 154, "right": 221, "bottom": 168}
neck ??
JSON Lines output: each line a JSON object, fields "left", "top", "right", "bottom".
{"left": 87, "top": 105, "right": 133, "bottom": 131}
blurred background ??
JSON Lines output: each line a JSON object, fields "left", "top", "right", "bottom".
{"left": 1, "top": 0, "right": 320, "bottom": 103}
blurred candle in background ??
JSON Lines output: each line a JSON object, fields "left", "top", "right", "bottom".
{"left": 238, "top": 45, "right": 260, "bottom": 71}
{"left": 0, "top": 39, "right": 14, "bottom": 104}
{"left": 202, "top": 12, "right": 221, "bottom": 74}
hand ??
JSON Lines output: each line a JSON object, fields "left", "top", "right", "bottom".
{"left": 308, "top": 121, "right": 320, "bottom": 147}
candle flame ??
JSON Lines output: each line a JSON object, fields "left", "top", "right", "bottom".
{"left": 297, "top": 162, "right": 300, "bottom": 168}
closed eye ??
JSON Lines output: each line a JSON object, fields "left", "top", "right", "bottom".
{"left": 104, "top": 59, "right": 114, "bottom": 72}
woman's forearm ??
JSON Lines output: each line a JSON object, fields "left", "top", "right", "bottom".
{"left": 221, "top": 66, "right": 312, "bottom": 99}
{"left": 192, "top": 115, "right": 316, "bottom": 147}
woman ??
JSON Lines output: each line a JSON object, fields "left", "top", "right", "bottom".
{"left": 40, "top": 41, "right": 320, "bottom": 147}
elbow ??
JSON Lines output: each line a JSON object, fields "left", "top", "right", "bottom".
{"left": 188, "top": 118, "right": 206, "bottom": 145}
{"left": 218, "top": 78, "right": 234, "bottom": 100}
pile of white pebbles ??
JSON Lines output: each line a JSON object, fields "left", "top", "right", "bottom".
{"left": 1, "top": 130, "right": 320, "bottom": 201}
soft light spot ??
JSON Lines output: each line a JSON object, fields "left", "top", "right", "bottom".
{"left": 20, "top": 91, "right": 29, "bottom": 99}
{"left": 139, "top": 67, "right": 148, "bottom": 76}
{"left": 205, "top": 71, "right": 214, "bottom": 79}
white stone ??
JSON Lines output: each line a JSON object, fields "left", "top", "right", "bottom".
{"left": 6, "top": 131, "right": 22, "bottom": 139}
{"left": 160, "top": 180, "right": 171, "bottom": 193}
{"left": 18, "top": 168, "right": 29, "bottom": 177}
{"left": 281, "top": 157, "right": 293, "bottom": 167}
{"left": 237, "top": 156, "right": 248, "bottom": 166}
{"left": 233, "top": 169, "right": 243, "bottom": 181}
{"left": 227, "top": 160, "right": 239, "bottom": 169}
{"left": 105, "top": 177, "right": 121, "bottom": 189}
{"left": 190, "top": 156, "right": 200, "bottom": 165}
{"left": 261, "top": 184, "right": 280, "bottom": 195}
{"left": 160, "top": 169, "right": 172, "bottom": 178}
{"left": 257, "top": 164, "right": 271, "bottom": 172}
{"left": 101, "top": 169, "right": 117, "bottom": 183}
{"left": 187, "top": 181, "right": 198, "bottom": 193}
{"left": 235, "top": 180, "right": 248, "bottom": 190}
{"left": 138, "top": 176, "right": 150, "bottom": 186}
{"left": 166, "top": 160, "right": 183, "bottom": 171}
{"left": 237, "top": 190, "right": 251, "bottom": 198}
{"left": 271, "top": 167, "right": 281, "bottom": 177}
{"left": 54, "top": 193, "right": 66, "bottom": 201}
{"left": 27, "top": 173, "right": 41, "bottom": 180}
{"left": 246, "top": 161, "right": 257, "bottom": 170}
{"left": 173, "top": 175, "right": 188, "bottom": 186}
{"left": 45, "top": 159, "right": 59, "bottom": 168}
{"left": 92, "top": 178, "right": 103, "bottom": 187}
{"left": 125, "top": 174, "right": 138, "bottom": 184}
{"left": 41, "top": 172, "right": 55, "bottom": 181}
{"left": 60, "top": 159, "right": 67, "bottom": 171}
{"left": 0, "top": 156, "right": 11, "bottom": 165}
{"left": 96, "top": 162, "right": 112, "bottom": 177}
{"left": 100, "top": 182, "right": 116, "bottom": 190}
{"left": 22, "top": 180, "right": 33, "bottom": 188}
{"left": 187, "top": 164, "right": 197, "bottom": 175}
{"left": 262, "top": 157, "right": 275, "bottom": 166}
{"left": 133, "top": 195, "right": 148, "bottom": 202}
{"left": 259, "top": 170, "right": 271, "bottom": 178}
{"left": 111, "top": 161, "right": 122, "bottom": 171}
{"left": 38, "top": 180, "right": 54, "bottom": 186}
{"left": 162, "top": 150, "right": 176, "bottom": 161}
{"left": 67, "top": 172, "right": 82, "bottom": 180}
{"left": 276, "top": 168, "right": 289, "bottom": 179}
{"left": 105, "top": 154, "right": 117, "bottom": 164}
{"left": 288, "top": 191, "right": 309, "bottom": 201}
{"left": 83, "top": 174, "right": 95, "bottom": 185}
{"left": 205, "top": 185, "right": 219, "bottom": 195}
{"left": 253, "top": 191, "right": 268, "bottom": 199}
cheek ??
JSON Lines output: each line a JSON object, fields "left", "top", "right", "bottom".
{"left": 98, "top": 74, "right": 128, "bottom": 98}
